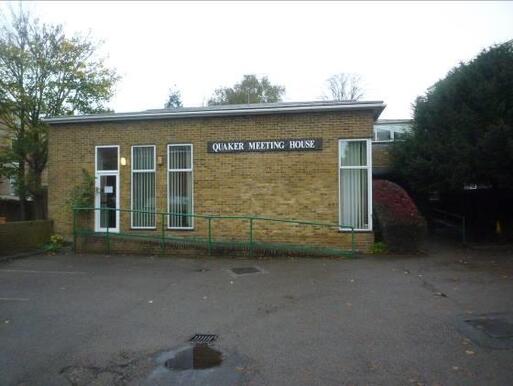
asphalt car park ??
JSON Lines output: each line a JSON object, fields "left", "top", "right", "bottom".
{"left": 1, "top": 243, "right": 513, "bottom": 385}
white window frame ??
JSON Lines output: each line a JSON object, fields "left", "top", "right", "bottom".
{"left": 373, "top": 127, "right": 394, "bottom": 142}
{"left": 373, "top": 126, "right": 409, "bottom": 142}
{"left": 94, "top": 145, "right": 120, "bottom": 233}
{"left": 131, "top": 145, "right": 156, "bottom": 229}
{"left": 167, "top": 144, "right": 194, "bottom": 230}
{"left": 338, "top": 139, "right": 373, "bottom": 232}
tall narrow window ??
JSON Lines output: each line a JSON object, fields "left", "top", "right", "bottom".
{"left": 339, "top": 139, "right": 372, "bottom": 230}
{"left": 131, "top": 145, "right": 156, "bottom": 228}
{"left": 168, "top": 144, "right": 193, "bottom": 229}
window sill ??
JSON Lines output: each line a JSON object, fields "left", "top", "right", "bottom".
{"left": 338, "top": 228, "right": 373, "bottom": 233}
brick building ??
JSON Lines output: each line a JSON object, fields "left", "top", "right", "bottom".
{"left": 372, "top": 119, "right": 412, "bottom": 177}
{"left": 45, "top": 100, "right": 386, "bottom": 253}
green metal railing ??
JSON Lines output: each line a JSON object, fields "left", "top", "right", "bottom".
{"left": 72, "top": 207, "right": 356, "bottom": 257}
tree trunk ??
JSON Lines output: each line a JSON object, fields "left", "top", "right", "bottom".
{"left": 30, "top": 170, "right": 46, "bottom": 220}
{"left": 17, "top": 163, "right": 27, "bottom": 221}
{"left": 33, "top": 191, "right": 46, "bottom": 220}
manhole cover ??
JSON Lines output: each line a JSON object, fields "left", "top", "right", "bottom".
{"left": 165, "top": 344, "right": 222, "bottom": 370}
{"left": 189, "top": 334, "right": 217, "bottom": 344}
{"left": 231, "top": 267, "right": 260, "bottom": 275}
{"left": 466, "top": 318, "right": 513, "bottom": 339}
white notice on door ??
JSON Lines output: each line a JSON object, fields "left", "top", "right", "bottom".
{"left": 104, "top": 186, "right": 113, "bottom": 194}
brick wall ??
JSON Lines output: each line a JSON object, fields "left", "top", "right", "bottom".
{"left": 372, "top": 142, "right": 393, "bottom": 177}
{"left": 48, "top": 110, "right": 375, "bottom": 252}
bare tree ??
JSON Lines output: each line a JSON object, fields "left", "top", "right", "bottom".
{"left": 324, "top": 73, "right": 364, "bottom": 101}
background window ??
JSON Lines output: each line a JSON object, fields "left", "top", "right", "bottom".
{"left": 375, "top": 128, "right": 392, "bottom": 141}
{"left": 131, "top": 146, "right": 156, "bottom": 228}
{"left": 339, "top": 140, "right": 372, "bottom": 230}
{"left": 168, "top": 144, "right": 193, "bottom": 229}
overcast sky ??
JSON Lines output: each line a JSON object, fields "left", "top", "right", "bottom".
{"left": 3, "top": 1, "right": 512, "bottom": 118}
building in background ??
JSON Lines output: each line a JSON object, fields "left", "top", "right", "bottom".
{"left": 372, "top": 119, "right": 412, "bottom": 177}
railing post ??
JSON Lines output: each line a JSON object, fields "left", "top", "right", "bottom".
{"left": 72, "top": 208, "right": 77, "bottom": 254}
{"left": 106, "top": 211, "right": 111, "bottom": 255}
{"left": 249, "top": 218, "right": 254, "bottom": 257}
{"left": 351, "top": 227, "right": 355, "bottom": 256}
{"left": 208, "top": 217, "right": 212, "bottom": 256}
{"left": 161, "top": 212, "right": 165, "bottom": 252}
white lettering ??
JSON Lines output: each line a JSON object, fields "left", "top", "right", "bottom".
{"left": 211, "top": 139, "right": 318, "bottom": 152}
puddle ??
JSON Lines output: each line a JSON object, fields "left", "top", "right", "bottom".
{"left": 458, "top": 312, "right": 513, "bottom": 349}
{"left": 61, "top": 344, "right": 252, "bottom": 386}
{"left": 466, "top": 317, "right": 513, "bottom": 339}
{"left": 164, "top": 344, "right": 223, "bottom": 370}
{"left": 231, "top": 267, "right": 261, "bottom": 275}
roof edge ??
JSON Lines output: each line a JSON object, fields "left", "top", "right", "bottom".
{"left": 43, "top": 101, "right": 386, "bottom": 125}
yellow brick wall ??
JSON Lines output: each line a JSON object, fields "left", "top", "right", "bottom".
{"left": 48, "top": 110, "right": 375, "bottom": 252}
{"left": 372, "top": 143, "right": 392, "bottom": 168}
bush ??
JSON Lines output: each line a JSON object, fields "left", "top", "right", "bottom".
{"left": 373, "top": 180, "right": 427, "bottom": 253}
{"left": 43, "top": 234, "right": 65, "bottom": 253}
{"left": 370, "top": 241, "right": 388, "bottom": 255}
{"left": 67, "top": 169, "right": 95, "bottom": 209}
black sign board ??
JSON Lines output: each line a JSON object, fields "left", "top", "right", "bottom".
{"left": 207, "top": 138, "right": 322, "bottom": 154}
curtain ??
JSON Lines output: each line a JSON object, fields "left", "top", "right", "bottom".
{"left": 168, "top": 145, "right": 193, "bottom": 228}
{"left": 340, "top": 141, "right": 369, "bottom": 229}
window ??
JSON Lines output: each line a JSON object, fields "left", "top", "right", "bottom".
{"left": 375, "top": 128, "right": 392, "bottom": 141}
{"left": 393, "top": 131, "right": 407, "bottom": 141}
{"left": 373, "top": 122, "right": 411, "bottom": 142}
{"left": 131, "top": 145, "right": 156, "bottom": 228}
{"left": 96, "top": 147, "right": 118, "bottom": 171}
{"left": 168, "top": 144, "right": 193, "bottom": 229}
{"left": 339, "top": 139, "right": 372, "bottom": 231}
{"left": 8, "top": 175, "right": 16, "bottom": 196}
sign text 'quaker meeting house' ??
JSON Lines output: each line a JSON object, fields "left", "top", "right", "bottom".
{"left": 207, "top": 138, "right": 322, "bottom": 153}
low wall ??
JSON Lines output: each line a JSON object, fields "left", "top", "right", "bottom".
{"left": 0, "top": 220, "right": 53, "bottom": 255}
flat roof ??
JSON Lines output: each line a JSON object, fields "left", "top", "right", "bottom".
{"left": 43, "top": 100, "right": 386, "bottom": 125}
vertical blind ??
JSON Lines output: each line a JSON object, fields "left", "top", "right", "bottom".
{"left": 132, "top": 146, "right": 156, "bottom": 228}
{"left": 339, "top": 140, "right": 370, "bottom": 230}
{"left": 168, "top": 145, "right": 193, "bottom": 228}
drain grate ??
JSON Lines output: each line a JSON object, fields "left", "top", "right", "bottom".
{"left": 189, "top": 334, "right": 218, "bottom": 344}
{"left": 231, "top": 267, "right": 260, "bottom": 275}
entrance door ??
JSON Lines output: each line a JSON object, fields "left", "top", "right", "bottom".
{"left": 95, "top": 146, "right": 120, "bottom": 232}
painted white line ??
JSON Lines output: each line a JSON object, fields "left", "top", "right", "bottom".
{"left": 0, "top": 297, "right": 29, "bottom": 301}
{"left": 0, "top": 269, "right": 86, "bottom": 275}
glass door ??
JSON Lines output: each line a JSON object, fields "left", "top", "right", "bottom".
{"left": 95, "top": 146, "right": 120, "bottom": 232}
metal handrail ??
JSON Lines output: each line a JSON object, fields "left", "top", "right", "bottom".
{"left": 431, "top": 208, "right": 466, "bottom": 244}
{"left": 72, "top": 207, "right": 356, "bottom": 256}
